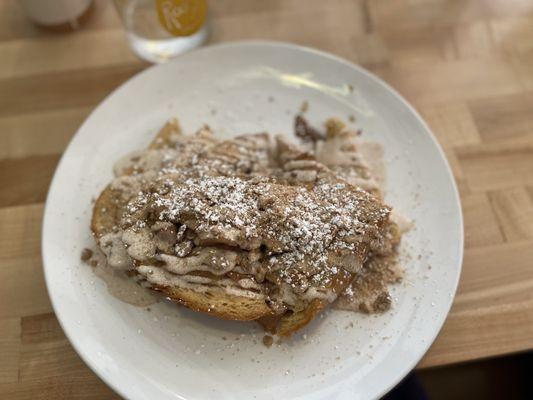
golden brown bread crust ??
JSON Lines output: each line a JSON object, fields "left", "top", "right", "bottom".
{"left": 150, "top": 284, "right": 272, "bottom": 321}
{"left": 258, "top": 299, "right": 325, "bottom": 336}
{"left": 91, "top": 185, "right": 123, "bottom": 239}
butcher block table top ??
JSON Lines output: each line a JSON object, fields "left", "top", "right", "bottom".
{"left": 2, "top": 0, "right": 533, "bottom": 397}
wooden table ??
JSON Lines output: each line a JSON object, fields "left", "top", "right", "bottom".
{"left": 2, "top": 0, "right": 533, "bottom": 397}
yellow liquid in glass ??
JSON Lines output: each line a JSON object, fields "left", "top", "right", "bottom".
{"left": 155, "top": 0, "right": 207, "bottom": 37}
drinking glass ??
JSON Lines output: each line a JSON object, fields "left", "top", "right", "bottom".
{"left": 114, "top": 0, "right": 208, "bottom": 63}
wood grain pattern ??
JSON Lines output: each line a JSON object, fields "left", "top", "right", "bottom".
{"left": 0, "top": 106, "right": 92, "bottom": 158}
{"left": 0, "top": 205, "right": 52, "bottom": 319}
{"left": 0, "top": 64, "right": 145, "bottom": 118}
{"left": 0, "top": 156, "right": 60, "bottom": 207}
{"left": 2, "top": 0, "right": 533, "bottom": 396}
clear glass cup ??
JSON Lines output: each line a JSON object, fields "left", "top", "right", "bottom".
{"left": 114, "top": 0, "right": 208, "bottom": 63}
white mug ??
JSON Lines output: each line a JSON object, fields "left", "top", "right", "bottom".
{"left": 21, "top": 0, "right": 92, "bottom": 27}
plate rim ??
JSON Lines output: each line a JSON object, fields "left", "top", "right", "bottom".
{"left": 42, "top": 39, "right": 464, "bottom": 400}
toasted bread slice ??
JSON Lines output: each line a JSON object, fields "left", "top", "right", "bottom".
{"left": 92, "top": 120, "right": 274, "bottom": 321}
{"left": 92, "top": 118, "right": 394, "bottom": 337}
{"left": 254, "top": 136, "right": 392, "bottom": 336}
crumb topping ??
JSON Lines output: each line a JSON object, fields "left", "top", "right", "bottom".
{"left": 95, "top": 118, "right": 400, "bottom": 317}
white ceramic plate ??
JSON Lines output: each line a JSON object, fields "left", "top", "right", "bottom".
{"left": 42, "top": 41, "right": 463, "bottom": 400}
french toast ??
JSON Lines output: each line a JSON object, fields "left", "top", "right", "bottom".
{"left": 91, "top": 117, "right": 399, "bottom": 336}
{"left": 293, "top": 116, "right": 406, "bottom": 315}
{"left": 92, "top": 120, "right": 274, "bottom": 321}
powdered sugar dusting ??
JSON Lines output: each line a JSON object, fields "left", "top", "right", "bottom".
{"left": 94, "top": 117, "right": 404, "bottom": 326}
